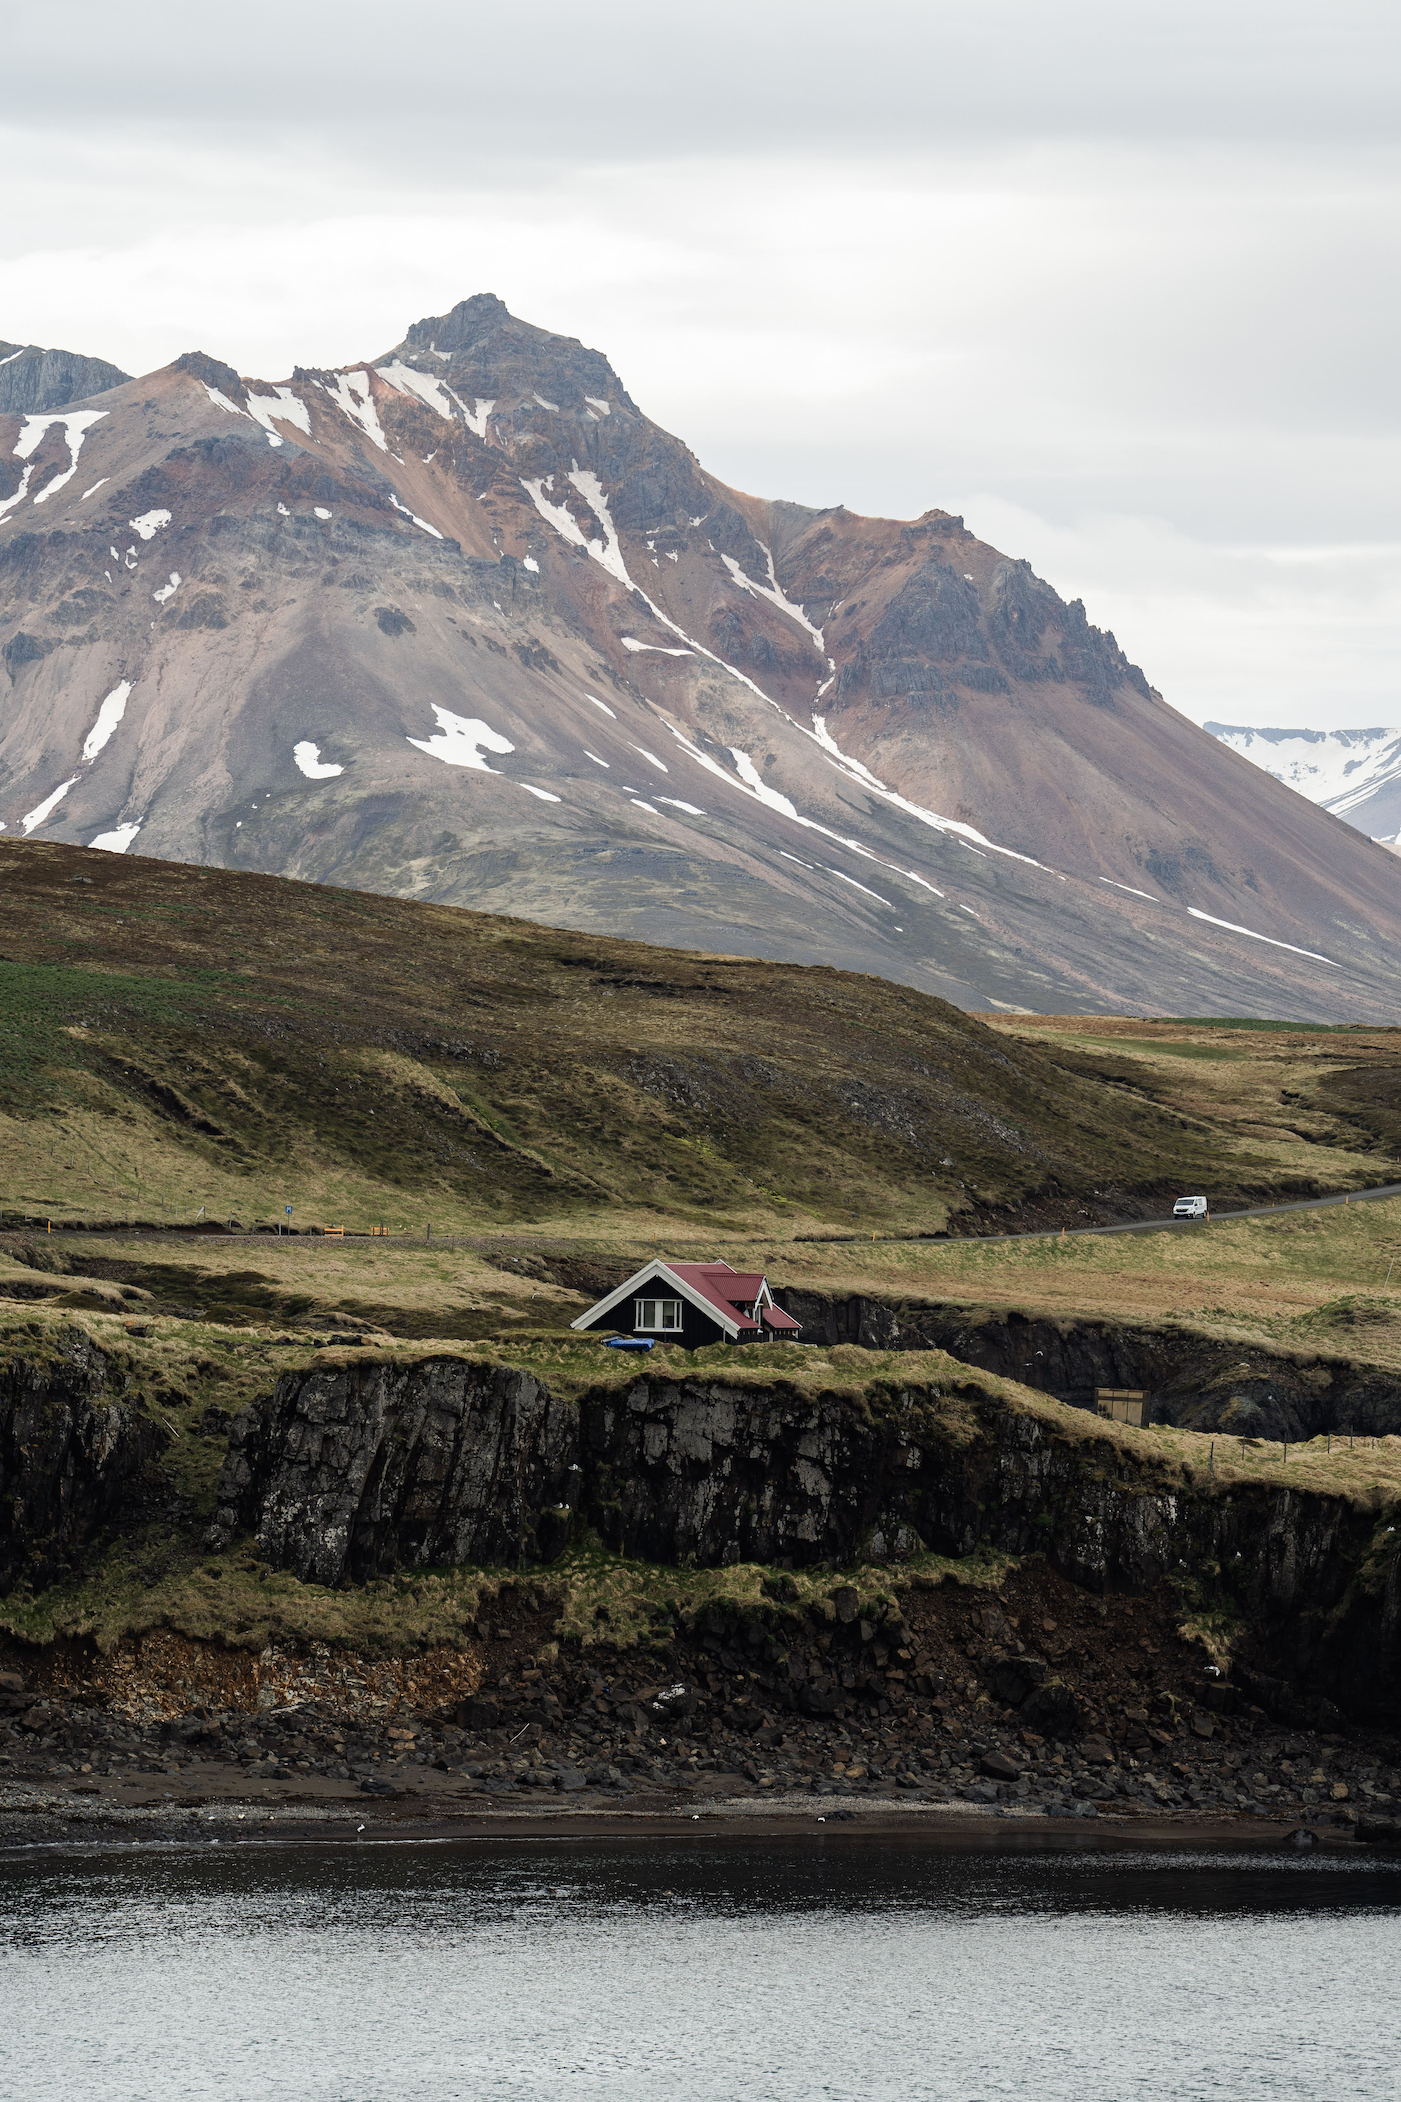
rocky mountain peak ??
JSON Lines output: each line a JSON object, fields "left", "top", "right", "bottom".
{"left": 171, "top": 350, "right": 245, "bottom": 402}
{"left": 388, "top": 292, "right": 640, "bottom": 424}
{"left": 0, "top": 340, "right": 131, "bottom": 416}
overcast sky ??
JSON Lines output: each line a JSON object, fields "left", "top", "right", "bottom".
{"left": 5, "top": 0, "right": 1398, "bottom": 728}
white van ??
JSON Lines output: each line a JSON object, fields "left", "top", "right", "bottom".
{"left": 1172, "top": 1195, "right": 1209, "bottom": 1218}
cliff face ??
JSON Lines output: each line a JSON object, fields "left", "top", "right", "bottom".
{"left": 0, "top": 342, "right": 130, "bottom": 416}
{"left": 776, "top": 1288, "right": 1401, "bottom": 1443}
{"left": 210, "top": 1355, "right": 1401, "bottom": 1721}
{"left": 0, "top": 1325, "right": 166, "bottom": 1593}
{"left": 209, "top": 1358, "right": 579, "bottom": 1581}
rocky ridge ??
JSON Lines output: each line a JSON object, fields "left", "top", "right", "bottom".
{"left": 0, "top": 340, "right": 131, "bottom": 418}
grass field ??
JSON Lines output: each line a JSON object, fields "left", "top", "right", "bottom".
{"left": 3, "top": 837, "right": 1399, "bottom": 1245}
{"left": 9, "top": 1181, "right": 1401, "bottom": 1373}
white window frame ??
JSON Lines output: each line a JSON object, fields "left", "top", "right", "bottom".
{"left": 635, "top": 1297, "right": 683, "bottom": 1333}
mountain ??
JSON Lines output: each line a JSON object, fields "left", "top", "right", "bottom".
{"left": 3, "top": 292, "right": 1400, "bottom": 1022}
{"left": 1206, "top": 723, "right": 1401, "bottom": 849}
{"left": 0, "top": 339, "right": 131, "bottom": 417}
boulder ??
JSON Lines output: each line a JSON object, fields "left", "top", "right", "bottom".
{"left": 801, "top": 1685, "right": 843, "bottom": 1718}
{"left": 989, "top": 1655, "right": 1049, "bottom": 1707}
{"left": 457, "top": 1697, "right": 499, "bottom": 1730}
{"left": 648, "top": 1681, "right": 695, "bottom": 1720}
{"left": 979, "top": 1750, "right": 1021, "bottom": 1781}
{"left": 1019, "top": 1679, "right": 1083, "bottom": 1741}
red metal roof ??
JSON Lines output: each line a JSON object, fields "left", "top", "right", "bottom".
{"left": 668, "top": 1262, "right": 763, "bottom": 1331}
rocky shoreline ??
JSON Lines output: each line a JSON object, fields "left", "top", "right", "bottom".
{"left": 6, "top": 1556, "right": 1399, "bottom": 1857}
{"left": 0, "top": 1789, "right": 1380, "bottom": 1859}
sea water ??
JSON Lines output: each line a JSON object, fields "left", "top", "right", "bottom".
{"left": 2, "top": 1836, "right": 1397, "bottom": 2100}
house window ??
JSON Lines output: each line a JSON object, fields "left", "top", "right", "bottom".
{"left": 635, "top": 1297, "right": 682, "bottom": 1332}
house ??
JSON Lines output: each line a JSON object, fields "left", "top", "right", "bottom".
{"left": 570, "top": 1258, "right": 803, "bottom": 1349}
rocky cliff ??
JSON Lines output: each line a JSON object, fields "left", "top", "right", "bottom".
{"left": 776, "top": 1288, "right": 1401, "bottom": 1443}
{"left": 0, "top": 1324, "right": 167, "bottom": 1593}
{"left": 0, "top": 341, "right": 130, "bottom": 416}
{"left": 208, "top": 1352, "right": 1401, "bottom": 1721}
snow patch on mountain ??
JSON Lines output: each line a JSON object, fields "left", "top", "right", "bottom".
{"left": 293, "top": 741, "right": 344, "bottom": 780}
{"left": 390, "top": 493, "right": 444, "bottom": 539}
{"left": 407, "top": 707, "right": 514, "bottom": 771}
{"left": 622, "top": 637, "right": 692, "bottom": 655}
{"left": 89, "top": 821, "right": 141, "bottom": 853}
{"left": 375, "top": 360, "right": 457, "bottom": 421}
{"left": 318, "top": 370, "right": 388, "bottom": 452}
{"left": 721, "top": 545, "right": 824, "bottom": 650}
{"left": 566, "top": 469, "right": 631, "bottom": 585}
{"left": 81, "top": 682, "right": 132, "bottom": 761}
{"left": 729, "top": 747, "right": 802, "bottom": 820}
{"left": 1186, "top": 906, "right": 1338, "bottom": 968}
{"left": 0, "top": 464, "right": 37, "bottom": 522}
{"left": 828, "top": 867, "right": 893, "bottom": 906}
{"left": 152, "top": 573, "right": 181, "bottom": 604}
{"left": 519, "top": 783, "right": 562, "bottom": 802}
{"left": 246, "top": 386, "right": 311, "bottom": 445}
{"left": 521, "top": 476, "right": 590, "bottom": 553}
{"left": 520, "top": 468, "right": 631, "bottom": 585}
{"left": 1101, "top": 877, "right": 1158, "bottom": 900}
{"left": 130, "top": 509, "right": 171, "bottom": 539}
{"left": 22, "top": 777, "right": 77, "bottom": 835}
{"left": 4, "top": 410, "right": 108, "bottom": 514}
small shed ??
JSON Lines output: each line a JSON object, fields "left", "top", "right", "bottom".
{"left": 570, "top": 1259, "right": 802, "bottom": 1349}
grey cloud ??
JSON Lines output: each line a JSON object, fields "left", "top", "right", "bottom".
{"left": 10, "top": 0, "right": 1400, "bottom": 159}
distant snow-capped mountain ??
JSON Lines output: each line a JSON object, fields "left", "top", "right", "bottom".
{"left": 1205, "top": 724, "right": 1401, "bottom": 844}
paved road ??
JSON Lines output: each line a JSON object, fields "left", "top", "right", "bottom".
{"left": 964, "top": 1179, "right": 1401, "bottom": 1247}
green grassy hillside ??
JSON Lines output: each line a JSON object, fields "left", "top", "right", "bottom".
{"left": 1, "top": 835, "right": 1397, "bottom": 1240}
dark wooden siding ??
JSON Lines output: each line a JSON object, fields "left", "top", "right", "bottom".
{"left": 577, "top": 1294, "right": 731, "bottom": 1348}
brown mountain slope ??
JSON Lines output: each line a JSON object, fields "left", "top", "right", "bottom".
{"left": 1, "top": 294, "right": 1398, "bottom": 1021}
